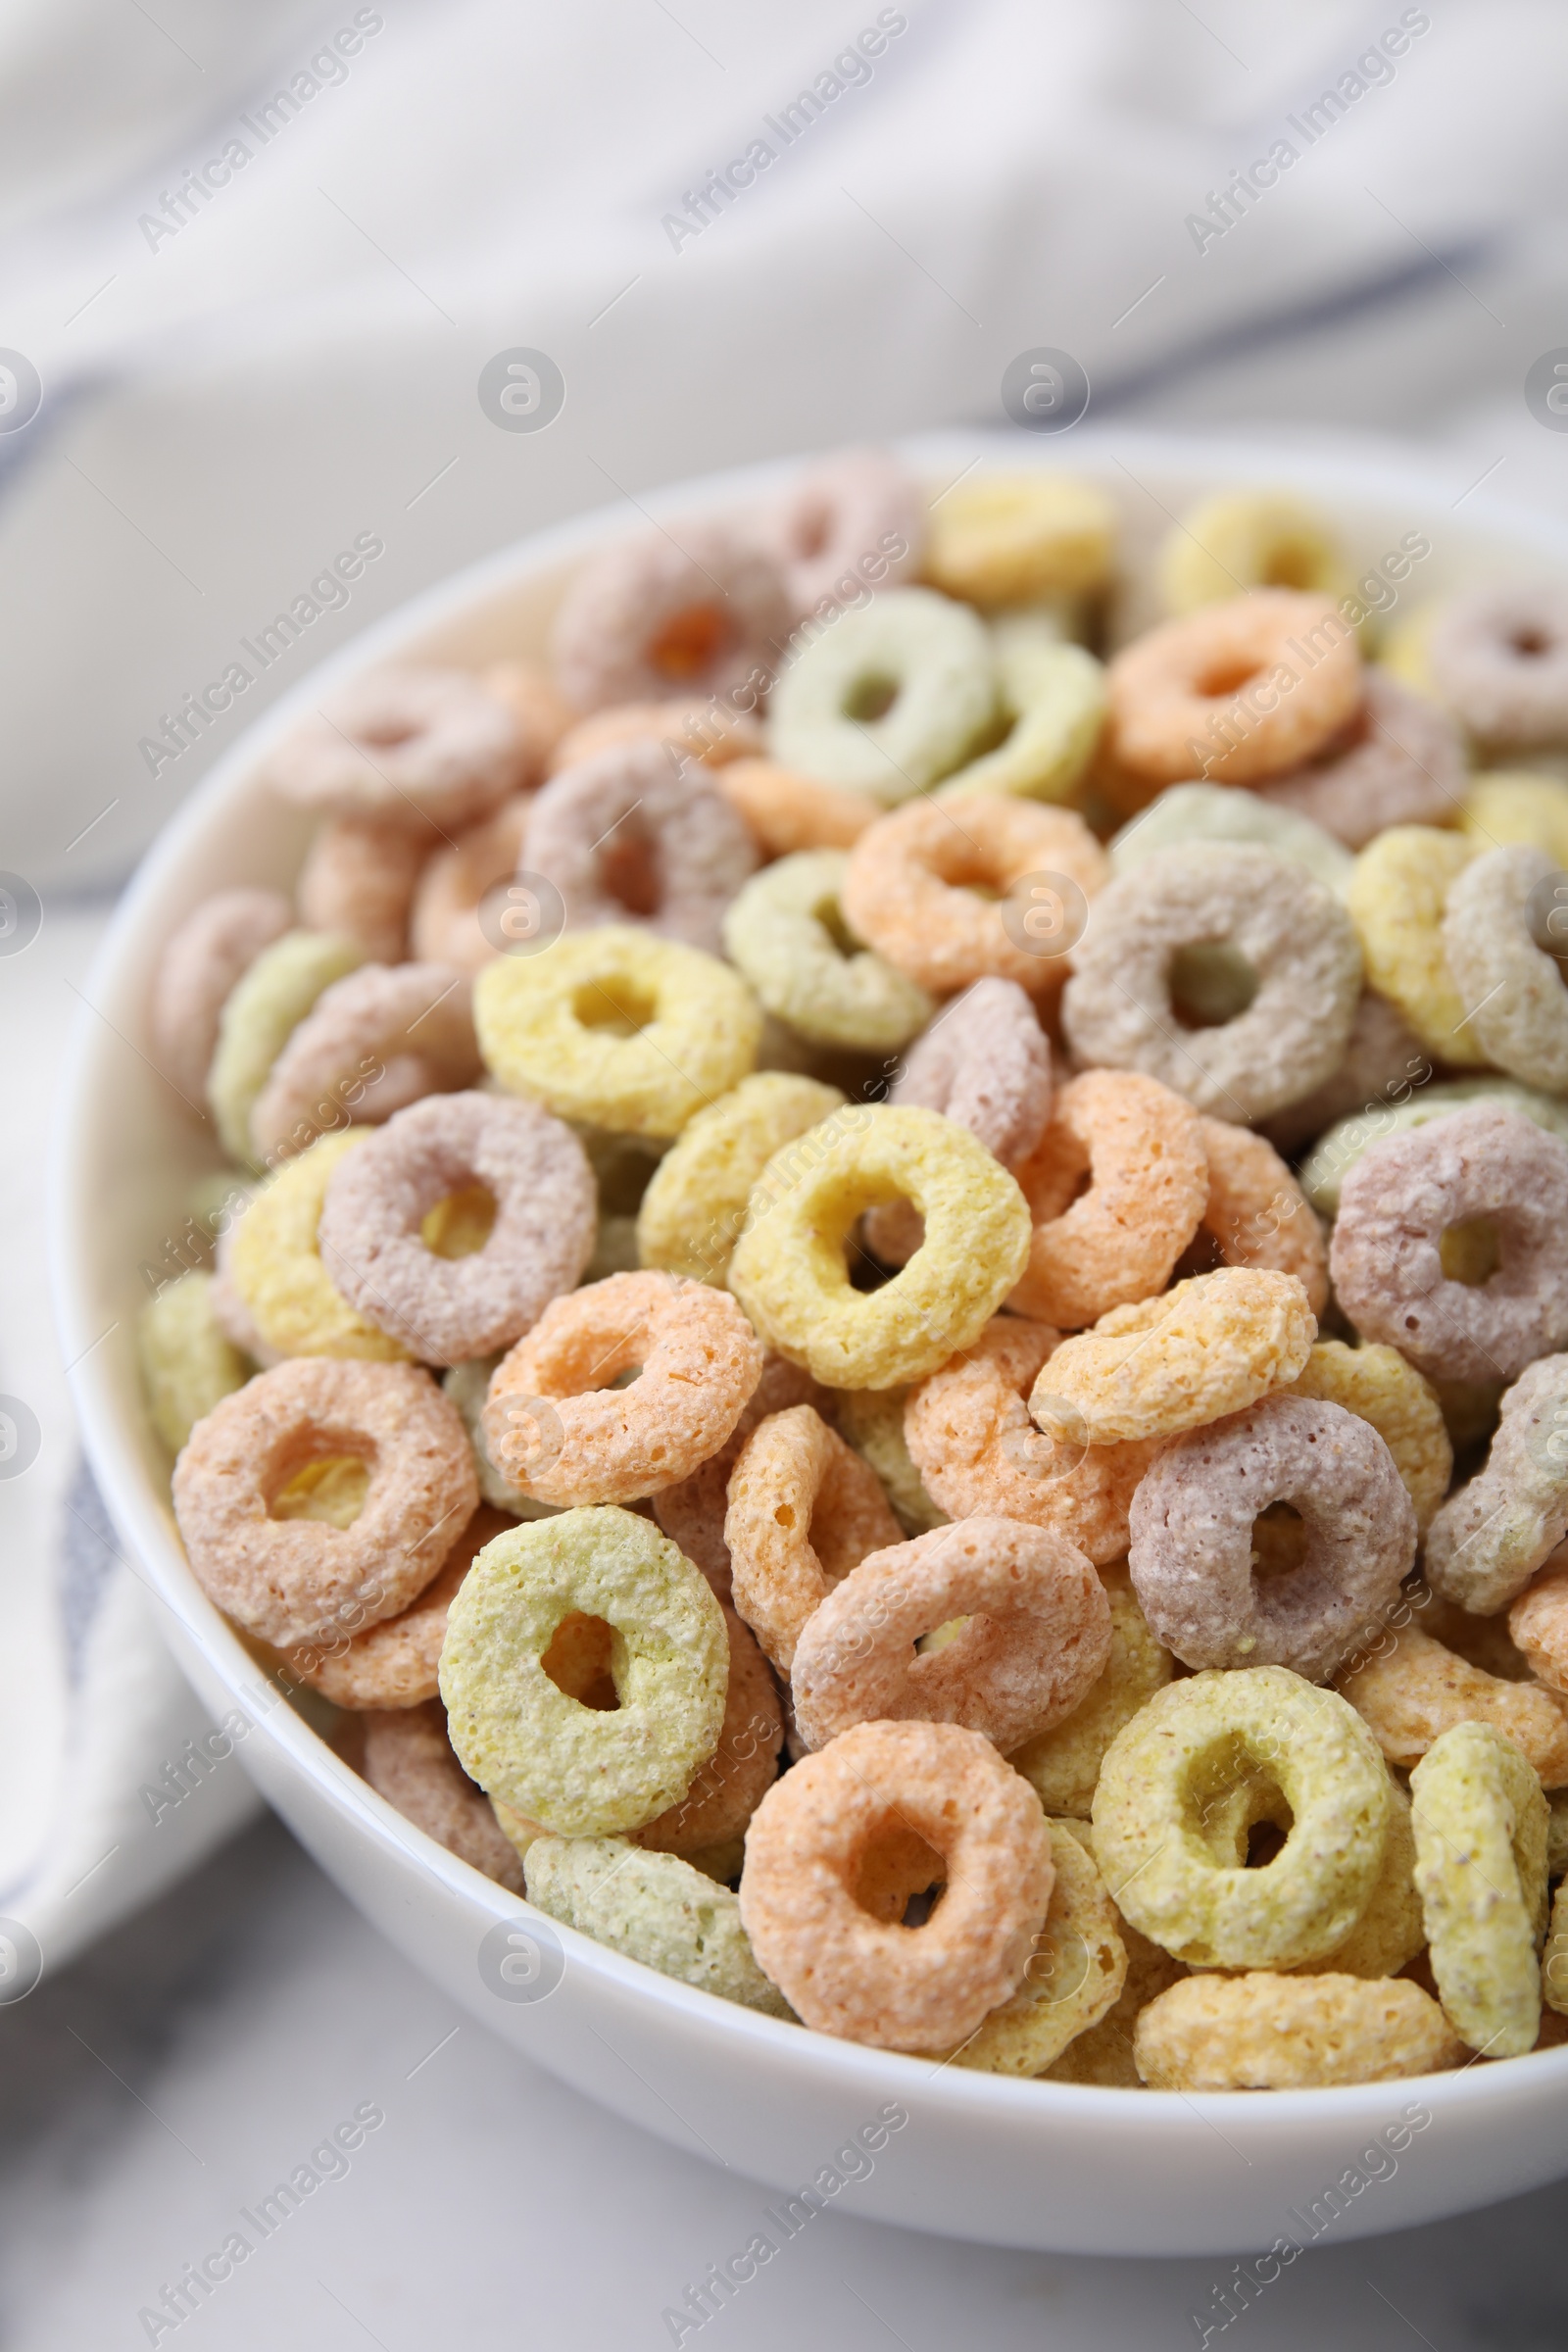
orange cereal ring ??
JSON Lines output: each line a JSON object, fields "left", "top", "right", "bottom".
{"left": 840, "top": 795, "right": 1109, "bottom": 999}
{"left": 738, "top": 1718, "right": 1054, "bottom": 2050}
{"left": 482, "top": 1271, "right": 762, "bottom": 1506}
{"left": 1196, "top": 1116, "right": 1329, "bottom": 1316}
{"left": 651, "top": 1355, "right": 825, "bottom": 1600}
{"left": 790, "top": 1517, "right": 1111, "bottom": 1754}
{"left": 409, "top": 796, "right": 532, "bottom": 975}
{"left": 288, "top": 1503, "right": 514, "bottom": 1707}
{"left": 151, "top": 886, "right": 292, "bottom": 1105}
{"left": 297, "top": 813, "right": 437, "bottom": 965}
{"left": 716, "top": 759, "right": 880, "bottom": 855}
{"left": 1106, "top": 589, "right": 1362, "bottom": 793}
{"left": 1510, "top": 1547, "right": 1568, "bottom": 1697}
{"left": 1039, "top": 1266, "right": 1315, "bottom": 1446}
{"left": 724, "top": 1403, "right": 904, "bottom": 1673}
{"left": 481, "top": 659, "right": 576, "bottom": 777}
{"left": 1007, "top": 1070, "right": 1208, "bottom": 1330}
{"left": 545, "top": 699, "right": 763, "bottom": 776}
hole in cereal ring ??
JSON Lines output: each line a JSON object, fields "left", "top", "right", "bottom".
{"left": 359, "top": 715, "right": 419, "bottom": 749}
{"left": 1195, "top": 654, "right": 1263, "bottom": 699}
{"left": 1246, "top": 1817, "right": 1292, "bottom": 1869}
{"left": 1440, "top": 1216, "right": 1501, "bottom": 1288}
{"left": 841, "top": 669, "right": 901, "bottom": 724}
{"left": 853, "top": 1817, "right": 948, "bottom": 1927}
{"left": 1250, "top": 1499, "right": 1309, "bottom": 1583}
{"left": 1169, "top": 941, "right": 1258, "bottom": 1031}
{"left": 599, "top": 817, "right": 662, "bottom": 919}
{"left": 915, "top": 1615, "right": 969, "bottom": 1657}
{"left": 269, "top": 1453, "right": 371, "bottom": 1528}
{"left": 1510, "top": 627, "right": 1551, "bottom": 660}
{"left": 420, "top": 1182, "right": 498, "bottom": 1260}
{"left": 541, "top": 1610, "right": 621, "bottom": 1711}
{"left": 1171, "top": 1223, "right": 1228, "bottom": 1285}
{"left": 648, "top": 601, "right": 729, "bottom": 682}
{"left": 572, "top": 975, "right": 658, "bottom": 1036}
{"left": 1261, "top": 542, "right": 1321, "bottom": 591}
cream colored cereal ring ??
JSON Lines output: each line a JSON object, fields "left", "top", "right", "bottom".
{"left": 1008, "top": 1563, "right": 1173, "bottom": 1817}
{"left": 1092, "top": 1666, "right": 1391, "bottom": 1970}
{"left": 297, "top": 813, "right": 436, "bottom": 965}
{"left": 937, "top": 637, "right": 1106, "bottom": 807}
{"left": 409, "top": 796, "right": 531, "bottom": 976}
{"left": 1346, "top": 825, "right": 1489, "bottom": 1065}
{"left": 138, "top": 1271, "right": 250, "bottom": 1453}
{"left": 361, "top": 1701, "right": 524, "bottom": 1891}
{"left": 942, "top": 1820, "right": 1127, "bottom": 2076}
{"left": 525, "top": 1835, "right": 790, "bottom": 2014}
{"left": 1444, "top": 842, "right": 1568, "bottom": 1091}
{"left": 207, "top": 928, "right": 366, "bottom": 1165}
{"left": 1335, "top": 1619, "right": 1568, "bottom": 1787}
{"left": 227, "top": 1129, "right": 412, "bottom": 1361}
{"left": 1298, "top": 1078, "right": 1568, "bottom": 1218}
{"left": 922, "top": 474, "right": 1115, "bottom": 606}
{"left": 724, "top": 1403, "right": 903, "bottom": 1675}
{"left": 721, "top": 852, "right": 933, "bottom": 1053}
{"left": 1411, "top": 1721, "right": 1548, "bottom": 2056}
{"left": 766, "top": 586, "right": 996, "bottom": 803}
{"left": 1109, "top": 780, "right": 1352, "bottom": 898}
{"left": 716, "top": 759, "right": 879, "bottom": 854}
{"left": 250, "top": 960, "right": 480, "bottom": 1166}
{"left": 292, "top": 1503, "right": 514, "bottom": 1708}
{"left": 1157, "top": 490, "right": 1352, "bottom": 616}
{"left": 1285, "top": 1341, "right": 1451, "bottom": 1531}
{"left": 1037, "top": 1266, "right": 1314, "bottom": 1447}
{"left": 439, "top": 1506, "right": 728, "bottom": 1836}
{"left": 1460, "top": 769, "right": 1568, "bottom": 864}
{"left": 824, "top": 1386, "right": 950, "bottom": 1536}
{"left": 152, "top": 886, "right": 293, "bottom": 1107}
{"left": 1134, "top": 1972, "right": 1461, "bottom": 2090}
{"left": 766, "top": 445, "right": 925, "bottom": 613}
{"left": 635, "top": 1073, "right": 846, "bottom": 1285}
{"left": 1424, "top": 1353, "right": 1568, "bottom": 1613}
{"left": 1196, "top": 1118, "right": 1329, "bottom": 1316}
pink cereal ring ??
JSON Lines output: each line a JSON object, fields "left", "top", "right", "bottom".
{"left": 523, "top": 738, "right": 758, "bottom": 955}
{"left": 637, "top": 1605, "right": 784, "bottom": 1858}
{"left": 249, "top": 962, "right": 479, "bottom": 1164}
{"left": 546, "top": 700, "right": 763, "bottom": 777}
{"left": 316, "top": 1091, "right": 596, "bottom": 1366}
{"left": 259, "top": 666, "right": 528, "bottom": 829}
{"left": 361, "top": 1700, "right": 524, "bottom": 1889}
{"left": 481, "top": 659, "right": 576, "bottom": 778}
{"left": 550, "top": 519, "right": 794, "bottom": 714}
{"left": 409, "top": 797, "right": 532, "bottom": 976}
{"left": 171, "top": 1358, "right": 478, "bottom": 1650}
{"left": 292, "top": 1502, "right": 514, "bottom": 1707}
{"left": 764, "top": 446, "right": 924, "bottom": 615}
{"left": 298, "top": 813, "right": 438, "bottom": 964}
{"left": 1257, "top": 671, "right": 1468, "bottom": 850}
{"left": 790, "top": 1516, "right": 1111, "bottom": 1754}
{"left": 152, "top": 887, "right": 292, "bottom": 1105}
{"left": 1427, "top": 583, "right": 1568, "bottom": 750}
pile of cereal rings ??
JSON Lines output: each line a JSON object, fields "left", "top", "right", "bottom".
{"left": 144, "top": 451, "right": 1568, "bottom": 2090}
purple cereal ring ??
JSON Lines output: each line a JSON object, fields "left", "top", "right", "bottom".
{"left": 152, "top": 887, "right": 292, "bottom": 1105}
{"left": 1128, "top": 1393, "right": 1416, "bottom": 1681}
{"left": 297, "top": 813, "right": 437, "bottom": 964}
{"left": 250, "top": 962, "right": 479, "bottom": 1164}
{"left": 1329, "top": 1102, "right": 1568, "bottom": 1383}
{"left": 550, "top": 518, "right": 793, "bottom": 714}
{"left": 523, "top": 739, "right": 758, "bottom": 955}
{"left": 259, "top": 666, "right": 527, "bottom": 829}
{"left": 1259, "top": 989, "right": 1432, "bottom": 1157}
{"left": 1428, "top": 583, "right": 1568, "bottom": 750}
{"left": 316, "top": 1091, "right": 596, "bottom": 1366}
{"left": 1256, "top": 671, "right": 1468, "bottom": 850}
{"left": 765, "top": 446, "right": 924, "bottom": 617}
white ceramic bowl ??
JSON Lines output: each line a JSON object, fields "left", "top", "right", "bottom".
{"left": 53, "top": 431, "right": 1568, "bottom": 2256}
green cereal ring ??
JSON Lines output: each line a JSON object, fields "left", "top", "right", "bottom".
{"left": 1544, "top": 1879, "right": 1568, "bottom": 2017}
{"left": 1410, "top": 1721, "right": 1548, "bottom": 2056}
{"left": 227, "top": 1129, "right": 411, "bottom": 1361}
{"left": 826, "top": 1386, "right": 949, "bottom": 1534}
{"left": 524, "top": 1835, "right": 791, "bottom": 2014}
{"left": 636, "top": 1072, "right": 846, "bottom": 1283}
{"left": 473, "top": 925, "right": 761, "bottom": 1140}
{"left": 728, "top": 1103, "right": 1031, "bottom": 1391}
{"left": 1109, "top": 782, "right": 1353, "bottom": 898}
{"left": 1010, "top": 1566, "right": 1173, "bottom": 1818}
{"left": 937, "top": 633, "right": 1106, "bottom": 807}
{"left": 438, "top": 1507, "right": 728, "bottom": 1836}
{"left": 1091, "top": 1667, "right": 1392, "bottom": 1970}
{"left": 207, "top": 928, "right": 365, "bottom": 1166}
{"left": 721, "top": 852, "right": 933, "bottom": 1052}
{"left": 138, "top": 1270, "right": 250, "bottom": 1452}
{"left": 1287, "top": 1782, "right": 1425, "bottom": 1981}
{"left": 766, "top": 586, "right": 996, "bottom": 804}
{"left": 1298, "top": 1079, "right": 1568, "bottom": 1217}
{"left": 943, "top": 1819, "right": 1127, "bottom": 2075}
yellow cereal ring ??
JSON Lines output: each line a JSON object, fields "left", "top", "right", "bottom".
{"left": 1008, "top": 1564, "right": 1173, "bottom": 1817}
{"left": 1092, "top": 1666, "right": 1391, "bottom": 1969}
{"left": 207, "top": 928, "right": 365, "bottom": 1165}
{"left": 137, "top": 1270, "right": 250, "bottom": 1452}
{"left": 1544, "top": 1880, "right": 1568, "bottom": 2016}
{"left": 1287, "top": 1783, "right": 1425, "bottom": 1980}
{"left": 1346, "top": 826, "right": 1489, "bottom": 1065}
{"left": 1043, "top": 1910, "right": 1188, "bottom": 2087}
{"left": 1460, "top": 770, "right": 1568, "bottom": 866}
{"left": 1336, "top": 1618, "right": 1568, "bottom": 1787}
{"left": 523, "top": 1835, "right": 791, "bottom": 2015}
{"left": 1286, "top": 1340, "right": 1451, "bottom": 1531}
{"left": 1381, "top": 600, "right": 1441, "bottom": 694}
{"left": 937, "top": 635, "right": 1107, "bottom": 807}
{"left": 922, "top": 474, "right": 1116, "bottom": 606}
{"left": 473, "top": 925, "right": 761, "bottom": 1139}
{"left": 634, "top": 1073, "right": 846, "bottom": 1285}
{"left": 943, "top": 1820, "right": 1127, "bottom": 2075}
{"left": 1036, "top": 1266, "right": 1314, "bottom": 1446}
{"left": 1134, "top": 1972, "right": 1460, "bottom": 2089}
{"left": 727, "top": 1104, "right": 1031, "bottom": 1390}
{"left": 824, "top": 1386, "right": 950, "bottom": 1533}
{"left": 720, "top": 852, "right": 932, "bottom": 1052}
{"left": 227, "top": 1130, "right": 411, "bottom": 1361}
{"left": 1410, "top": 1721, "right": 1548, "bottom": 2055}
{"left": 438, "top": 1506, "right": 728, "bottom": 1836}
{"left": 1157, "top": 490, "right": 1352, "bottom": 616}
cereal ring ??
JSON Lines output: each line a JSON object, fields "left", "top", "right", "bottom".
{"left": 825, "top": 1386, "right": 950, "bottom": 1536}
{"left": 922, "top": 474, "right": 1115, "bottom": 606}
{"left": 766, "top": 586, "right": 995, "bottom": 802}
{"left": 438, "top": 1505, "right": 728, "bottom": 1834}
{"left": 361, "top": 1702, "right": 524, "bottom": 1890}
{"left": 936, "top": 639, "right": 1106, "bottom": 807}
{"left": 1329, "top": 1103, "right": 1568, "bottom": 1386}
{"left": 442, "top": 1357, "right": 559, "bottom": 1519}
{"left": 1460, "top": 768, "right": 1568, "bottom": 864}
{"left": 1195, "top": 1117, "right": 1329, "bottom": 1316}
{"left": 524, "top": 1834, "right": 790, "bottom": 2015}
{"left": 1286, "top": 1341, "right": 1451, "bottom": 1531}
{"left": 1133, "top": 1973, "right": 1460, "bottom": 2090}
{"left": 841, "top": 796, "right": 1110, "bottom": 1001}
{"left": 904, "top": 1318, "right": 1159, "bottom": 1564}
{"left": 724, "top": 1403, "right": 903, "bottom": 1673}
{"left": 1126, "top": 1394, "right": 1417, "bottom": 1681}
{"left": 1157, "top": 491, "right": 1351, "bottom": 616}
{"left": 792, "top": 1516, "right": 1110, "bottom": 1754}
{"left": 152, "top": 887, "right": 292, "bottom": 1105}
{"left": 294, "top": 1503, "right": 514, "bottom": 1707}
{"left": 483, "top": 1271, "right": 762, "bottom": 1505}
{"left": 1444, "top": 843, "right": 1568, "bottom": 1091}
{"left": 1257, "top": 670, "right": 1469, "bottom": 849}
{"left": 636, "top": 1604, "right": 783, "bottom": 1857}
{"left": 408, "top": 796, "right": 531, "bottom": 975}
{"left": 1425, "top": 1354, "right": 1568, "bottom": 1613}
{"left": 481, "top": 657, "right": 576, "bottom": 776}
{"left": 523, "top": 739, "right": 757, "bottom": 956}
{"left": 547, "top": 699, "right": 763, "bottom": 778}
{"left": 1006, "top": 1070, "right": 1208, "bottom": 1329}
{"left": 1335, "top": 1619, "right": 1568, "bottom": 1786}
{"left": 207, "top": 929, "right": 365, "bottom": 1165}
{"left": 1038, "top": 1267, "right": 1315, "bottom": 1447}
{"left": 1410, "top": 1720, "right": 1548, "bottom": 2056}
{"left": 943, "top": 1821, "right": 1127, "bottom": 2075}
{"left": 1510, "top": 1549, "right": 1568, "bottom": 1697}
{"left": 727, "top": 1103, "right": 1032, "bottom": 1390}
{"left": 1091, "top": 1667, "right": 1392, "bottom": 1968}
{"left": 260, "top": 666, "right": 527, "bottom": 827}
{"left": 138, "top": 1271, "right": 250, "bottom": 1453}
{"left": 1009, "top": 1566, "right": 1173, "bottom": 1816}
{"left": 1298, "top": 1079, "right": 1568, "bottom": 1218}
{"left": 1060, "top": 845, "right": 1362, "bottom": 1122}
{"left": 474, "top": 925, "right": 761, "bottom": 1139}
{"left": 650, "top": 1355, "right": 824, "bottom": 1599}
{"left": 172, "top": 1357, "right": 477, "bottom": 1649}
{"left": 635, "top": 1073, "right": 846, "bottom": 1285}
{"left": 316, "top": 1091, "right": 596, "bottom": 1365}
{"left": 297, "top": 814, "right": 435, "bottom": 965}
{"left": 250, "top": 961, "right": 479, "bottom": 1165}
{"left": 1288, "top": 1782, "right": 1425, "bottom": 1981}
{"left": 1419, "top": 1590, "right": 1536, "bottom": 1684}
{"left": 1109, "top": 781, "right": 1352, "bottom": 898}
{"left": 737, "top": 1717, "right": 1053, "bottom": 2050}
{"left": 1105, "top": 591, "right": 1362, "bottom": 794}
{"left": 1044, "top": 1915, "right": 1188, "bottom": 2087}
{"left": 721, "top": 853, "right": 933, "bottom": 1053}
{"left": 1345, "top": 825, "right": 1488, "bottom": 1065}
{"left": 1427, "top": 583, "right": 1568, "bottom": 750}
{"left": 716, "top": 759, "right": 879, "bottom": 854}
{"left": 1260, "top": 989, "right": 1433, "bottom": 1160}
{"left": 228, "top": 1130, "right": 411, "bottom": 1361}
{"left": 1543, "top": 1880, "right": 1568, "bottom": 2016}
{"left": 766, "top": 445, "right": 924, "bottom": 612}
{"left": 551, "top": 520, "right": 793, "bottom": 713}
